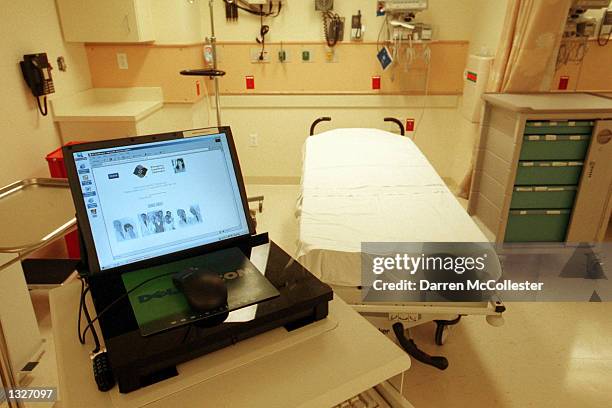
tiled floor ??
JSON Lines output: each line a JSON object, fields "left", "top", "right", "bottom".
{"left": 245, "top": 185, "right": 612, "bottom": 408}
{"left": 20, "top": 184, "right": 612, "bottom": 408}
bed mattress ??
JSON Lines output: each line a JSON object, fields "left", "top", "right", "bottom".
{"left": 296, "top": 128, "right": 491, "bottom": 287}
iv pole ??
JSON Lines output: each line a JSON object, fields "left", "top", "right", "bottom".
{"left": 180, "top": 0, "right": 225, "bottom": 126}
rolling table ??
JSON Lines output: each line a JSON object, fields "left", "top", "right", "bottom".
{"left": 0, "top": 178, "right": 77, "bottom": 408}
{"left": 50, "top": 243, "right": 413, "bottom": 408}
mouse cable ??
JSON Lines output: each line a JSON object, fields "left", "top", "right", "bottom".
{"left": 77, "top": 272, "right": 177, "bottom": 345}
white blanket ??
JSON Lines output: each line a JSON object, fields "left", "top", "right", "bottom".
{"left": 297, "top": 128, "right": 490, "bottom": 286}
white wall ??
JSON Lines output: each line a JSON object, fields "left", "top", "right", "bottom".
{"left": 469, "top": 0, "right": 508, "bottom": 56}
{"left": 217, "top": 95, "right": 472, "bottom": 185}
{"left": 0, "top": 0, "right": 91, "bottom": 187}
{"left": 150, "top": 0, "right": 203, "bottom": 44}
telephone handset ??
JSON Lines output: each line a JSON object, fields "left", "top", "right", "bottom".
{"left": 20, "top": 53, "right": 55, "bottom": 116}
{"left": 316, "top": 0, "right": 343, "bottom": 47}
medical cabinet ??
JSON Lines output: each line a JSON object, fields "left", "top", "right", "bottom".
{"left": 468, "top": 93, "right": 612, "bottom": 243}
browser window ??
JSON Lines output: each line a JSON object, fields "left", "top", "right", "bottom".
{"left": 72, "top": 132, "right": 250, "bottom": 270}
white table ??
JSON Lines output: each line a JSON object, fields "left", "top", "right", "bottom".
{"left": 49, "top": 245, "right": 412, "bottom": 408}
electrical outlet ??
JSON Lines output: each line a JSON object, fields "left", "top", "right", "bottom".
{"left": 116, "top": 53, "right": 129, "bottom": 70}
{"left": 250, "top": 48, "right": 270, "bottom": 63}
{"left": 249, "top": 134, "right": 258, "bottom": 147}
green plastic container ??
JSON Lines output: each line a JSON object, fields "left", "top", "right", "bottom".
{"left": 514, "top": 161, "right": 583, "bottom": 185}
{"left": 524, "top": 120, "right": 594, "bottom": 135}
{"left": 519, "top": 135, "right": 590, "bottom": 161}
{"left": 510, "top": 186, "right": 577, "bottom": 209}
{"left": 504, "top": 210, "right": 571, "bottom": 242}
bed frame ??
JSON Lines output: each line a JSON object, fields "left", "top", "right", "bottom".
{"left": 305, "top": 117, "right": 506, "bottom": 370}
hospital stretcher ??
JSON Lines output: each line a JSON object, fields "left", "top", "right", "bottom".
{"left": 296, "top": 118, "right": 505, "bottom": 369}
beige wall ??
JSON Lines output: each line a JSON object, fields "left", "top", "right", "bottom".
{"left": 0, "top": 0, "right": 91, "bottom": 187}
{"left": 219, "top": 95, "right": 473, "bottom": 186}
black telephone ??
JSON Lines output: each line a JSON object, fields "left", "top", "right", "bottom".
{"left": 318, "top": 1, "right": 344, "bottom": 48}
{"left": 20, "top": 53, "right": 55, "bottom": 116}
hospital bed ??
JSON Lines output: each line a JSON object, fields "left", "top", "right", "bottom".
{"left": 296, "top": 118, "right": 505, "bottom": 369}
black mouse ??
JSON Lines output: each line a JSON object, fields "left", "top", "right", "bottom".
{"left": 172, "top": 267, "right": 228, "bottom": 313}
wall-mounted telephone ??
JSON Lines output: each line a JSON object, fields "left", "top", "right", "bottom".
{"left": 316, "top": 0, "right": 343, "bottom": 47}
{"left": 20, "top": 53, "right": 55, "bottom": 116}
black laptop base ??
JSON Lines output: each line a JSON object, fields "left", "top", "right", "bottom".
{"left": 85, "top": 236, "right": 333, "bottom": 393}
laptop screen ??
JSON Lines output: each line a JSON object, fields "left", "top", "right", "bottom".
{"left": 71, "top": 131, "right": 250, "bottom": 271}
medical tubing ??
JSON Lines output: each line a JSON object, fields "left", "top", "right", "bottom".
{"left": 392, "top": 323, "right": 449, "bottom": 370}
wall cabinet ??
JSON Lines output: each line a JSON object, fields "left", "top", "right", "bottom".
{"left": 468, "top": 93, "right": 612, "bottom": 243}
{"left": 56, "top": 0, "right": 155, "bottom": 43}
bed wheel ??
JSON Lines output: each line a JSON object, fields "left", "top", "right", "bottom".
{"left": 434, "top": 316, "right": 461, "bottom": 346}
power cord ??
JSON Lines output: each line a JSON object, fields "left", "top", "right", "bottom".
{"left": 77, "top": 272, "right": 178, "bottom": 391}
{"left": 78, "top": 272, "right": 177, "bottom": 341}
{"left": 256, "top": 5, "right": 270, "bottom": 60}
{"left": 36, "top": 95, "right": 48, "bottom": 116}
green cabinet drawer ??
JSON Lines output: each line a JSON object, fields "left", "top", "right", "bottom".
{"left": 510, "top": 186, "right": 577, "bottom": 209}
{"left": 519, "top": 135, "right": 590, "bottom": 161}
{"left": 515, "top": 161, "right": 583, "bottom": 185}
{"left": 524, "top": 120, "right": 594, "bottom": 135}
{"left": 505, "top": 210, "right": 571, "bottom": 242}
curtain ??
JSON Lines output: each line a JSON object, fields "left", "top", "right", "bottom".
{"left": 488, "top": 0, "right": 572, "bottom": 93}
{"left": 458, "top": 0, "right": 571, "bottom": 198}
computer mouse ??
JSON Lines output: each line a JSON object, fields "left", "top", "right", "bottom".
{"left": 172, "top": 267, "right": 228, "bottom": 313}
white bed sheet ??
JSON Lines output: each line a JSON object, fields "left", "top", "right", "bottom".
{"left": 296, "top": 128, "right": 490, "bottom": 287}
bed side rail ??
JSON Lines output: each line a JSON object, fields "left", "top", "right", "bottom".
{"left": 309, "top": 117, "right": 332, "bottom": 136}
{"left": 309, "top": 117, "right": 406, "bottom": 136}
{"left": 384, "top": 117, "right": 405, "bottom": 136}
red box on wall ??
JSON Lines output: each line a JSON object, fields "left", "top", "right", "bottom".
{"left": 45, "top": 141, "right": 83, "bottom": 259}
{"left": 406, "top": 119, "right": 415, "bottom": 132}
{"left": 246, "top": 76, "right": 255, "bottom": 90}
{"left": 372, "top": 76, "right": 381, "bottom": 90}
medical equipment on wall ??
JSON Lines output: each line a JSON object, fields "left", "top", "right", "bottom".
{"left": 461, "top": 54, "right": 494, "bottom": 123}
{"left": 315, "top": 0, "right": 333, "bottom": 11}
{"left": 222, "top": 1, "right": 283, "bottom": 60}
{"left": 376, "top": 0, "right": 428, "bottom": 24}
{"left": 20, "top": 53, "right": 55, "bottom": 116}
{"left": 557, "top": 0, "right": 611, "bottom": 69}
{"left": 351, "top": 10, "right": 364, "bottom": 40}
{"left": 376, "top": 0, "right": 431, "bottom": 69}
{"left": 598, "top": 9, "right": 612, "bottom": 45}
{"left": 316, "top": 1, "right": 344, "bottom": 47}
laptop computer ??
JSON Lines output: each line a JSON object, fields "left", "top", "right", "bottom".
{"left": 64, "top": 127, "right": 279, "bottom": 335}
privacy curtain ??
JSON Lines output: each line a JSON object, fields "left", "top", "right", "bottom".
{"left": 458, "top": 0, "right": 571, "bottom": 198}
{"left": 488, "top": 0, "right": 572, "bottom": 93}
